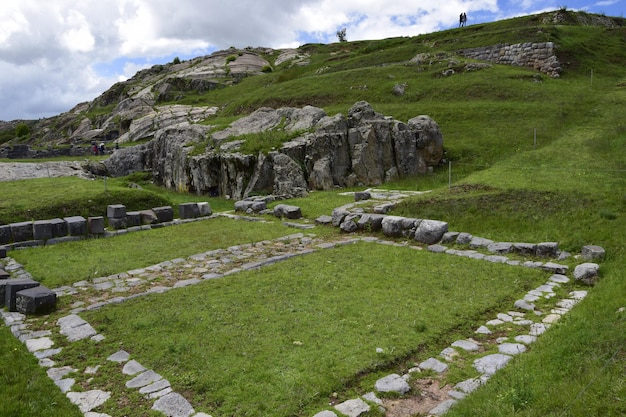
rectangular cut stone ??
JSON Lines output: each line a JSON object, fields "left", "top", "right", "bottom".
{"left": 107, "top": 204, "right": 126, "bottom": 218}
{"left": 5, "top": 279, "right": 40, "bottom": 312}
{"left": 197, "top": 202, "right": 212, "bottom": 216}
{"left": 0, "top": 246, "right": 6, "bottom": 258}
{"left": 126, "top": 211, "right": 141, "bottom": 227}
{"left": 49, "top": 218, "right": 68, "bottom": 237}
{"left": 33, "top": 220, "right": 54, "bottom": 240}
{"left": 108, "top": 216, "right": 127, "bottom": 230}
{"left": 153, "top": 206, "right": 174, "bottom": 223}
{"left": 178, "top": 203, "right": 200, "bottom": 219}
{"left": 0, "top": 279, "right": 8, "bottom": 307}
{"left": 10, "top": 222, "right": 34, "bottom": 242}
{"left": 0, "top": 225, "right": 11, "bottom": 244}
{"left": 88, "top": 217, "right": 105, "bottom": 234}
{"left": 16, "top": 286, "right": 57, "bottom": 314}
{"left": 64, "top": 216, "right": 87, "bottom": 236}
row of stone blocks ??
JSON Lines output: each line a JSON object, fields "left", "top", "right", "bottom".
{"left": 0, "top": 202, "right": 213, "bottom": 245}
{"left": 106, "top": 202, "right": 212, "bottom": 230}
{"left": 0, "top": 274, "right": 57, "bottom": 315}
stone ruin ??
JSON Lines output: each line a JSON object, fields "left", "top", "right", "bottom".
{"left": 99, "top": 101, "right": 445, "bottom": 200}
{"left": 0, "top": 201, "right": 213, "bottom": 316}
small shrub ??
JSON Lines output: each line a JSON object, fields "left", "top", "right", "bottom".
{"left": 15, "top": 123, "right": 31, "bottom": 138}
{"left": 226, "top": 55, "right": 237, "bottom": 64}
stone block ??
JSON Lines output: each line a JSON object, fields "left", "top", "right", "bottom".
{"left": 108, "top": 216, "right": 127, "bottom": 230}
{"left": 5, "top": 279, "right": 40, "bottom": 312}
{"left": 16, "top": 285, "right": 57, "bottom": 314}
{"left": 153, "top": 206, "right": 174, "bottom": 223}
{"left": 64, "top": 216, "right": 87, "bottom": 236}
{"left": 354, "top": 191, "right": 371, "bottom": 201}
{"left": 140, "top": 210, "right": 158, "bottom": 224}
{"left": 88, "top": 217, "right": 105, "bottom": 235}
{"left": 0, "top": 246, "right": 6, "bottom": 258}
{"left": 414, "top": 219, "right": 448, "bottom": 245}
{"left": 0, "top": 279, "right": 7, "bottom": 307}
{"left": 0, "top": 225, "right": 11, "bottom": 244}
{"left": 0, "top": 269, "right": 9, "bottom": 279}
{"left": 50, "top": 218, "right": 68, "bottom": 237}
{"left": 107, "top": 204, "right": 126, "bottom": 218}
{"left": 197, "top": 202, "right": 212, "bottom": 216}
{"left": 126, "top": 211, "right": 141, "bottom": 227}
{"left": 273, "top": 204, "right": 302, "bottom": 219}
{"left": 33, "top": 220, "right": 54, "bottom": 240}
{"left": 179, "top": 203, "right": 200, "bottom": 219}
{"left": 513, "top": 242, "right": 537, "bottom": 256}
{"left": 10, "top": 221, "right": 34, "bottom": 242}
{"left": 581, "top": 245, "right": 606, "bottom": 261}
{"left": 537, "top": 242, "right": 559, "bottom": 257}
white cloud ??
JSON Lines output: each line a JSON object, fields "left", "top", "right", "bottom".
{"left": 0, "top": 0, "right": 621, "bottom": 121}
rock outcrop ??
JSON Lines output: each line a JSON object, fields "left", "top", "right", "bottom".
{"left": 101, "top": 101, "right": 444, "bottom": 199}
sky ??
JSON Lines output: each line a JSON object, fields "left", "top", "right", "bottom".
{"left": 0, "top": 0, "right": 623, "bottom": 121}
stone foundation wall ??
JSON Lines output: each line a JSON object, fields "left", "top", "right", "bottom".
{"left": 458, "top": 42, "right": 561, "bottom": 77}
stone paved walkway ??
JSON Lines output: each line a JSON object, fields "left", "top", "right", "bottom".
{"left": 1, "top": 206, "right": 595, "bottom": 417}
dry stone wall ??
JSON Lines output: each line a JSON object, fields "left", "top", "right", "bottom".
{"left": 458, "top": 42, "right": 561, "bottom": 77}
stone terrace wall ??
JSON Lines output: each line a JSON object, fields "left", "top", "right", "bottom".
{"left": 458, "top": 42, "right": 561, "bottom": 77}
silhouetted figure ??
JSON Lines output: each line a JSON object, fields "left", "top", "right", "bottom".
{"left": 460, "top": 12, "right": 467, "bottom": 27}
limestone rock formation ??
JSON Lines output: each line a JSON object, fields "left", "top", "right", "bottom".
{"left": 101, "top": 102, "right": 444, "bottom": 199}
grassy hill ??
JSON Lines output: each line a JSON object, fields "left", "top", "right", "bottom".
{"left": 1, "top": 9, "right": 625, "bottom": 417}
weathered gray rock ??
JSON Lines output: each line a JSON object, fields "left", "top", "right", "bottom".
{"left": 107, "top": 204, "right": 126, "bottom": 218}
{"left": 513, "top": 242, "right": 537, "bottom": 256}
{"left": 498, "top": 343, "right": 527, "bottom": 355}
{"left": 356, "top": 214, "right": 385, "bottom": 232}
{"left": 581, "top": 245, "right": 605, "bottom": 261}
{"left": 488, "top": 242, "right": 513, "bottom": 254}
{"left": 103, "top": 102, "right": 443, "bottom": 200}
{"left": 33, "top": 220, "right": 53, "bottom": 240}
{"left": 414, "top": 219, "right": 448, "bottom": 245}
{"left": 0, "top": 225, "right": 11, "bottom": 244}
{"left": 153, "top": 206, "right": 174, "bottom": 223}
{"left": 5, "top": 279, "right": 40, "bottom": 311}
{"left": 273, "top": 153, "right": 308, "bottom": 198}
{"left": 354, "top": 191, "right": 371, "bottom": 201}
{"left": 456, "top": 232, "right": 472, "bottom": 245}
{"left": 419, "top": 357, "right": 448, "bottom": 373}
{"left": 441, "top": 231, "right": 459, "bottom": 244}
{"left": 15, "top": 285, "right": 57, "bottom": 314}
{"left": 140, "top": 210, "right": 158, "bottom": 224}
{"left": 536, "top": 242, "right": 559, "bottom": 257}
{"left": 574, "top": 263, "right": 600, "bottom": 285}
{"left": 151, "top": 392, "right": 195, "bottom": 417}
{"left": 381, "top": 216, "right": 406, "bottom": 237}
{"left": 469, "top": 236, "right": 494, "bottom": 249}
{"left": 67, "top": 390, "right": 111, "bottom": 413}
{"left": 273, "top": 204, "right": 302, "bottom": 219}
{"left": 64, "top": 216, "right": 87, "bottom": 236}
{"left": 10, "top": 222, "right": 33, "bottom": 242}
{"left": 473, "top": 354, "right": 513, "bottom": 375}
{"left": 374, "top": 373, "right": 411, "bottom": 394}
{"left": 334, "top": 398, "right": 370, "bottom": 417}
{"left": 58, "top": 314, "right": 97, "bottom": 342}
{"left": 178, "top": 203, "right": 200, "bottom": 219}
{"left": 88, "top": 217, "right": 105, "bottom": 235}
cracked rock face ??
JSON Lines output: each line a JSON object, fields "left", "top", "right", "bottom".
{"left": 101, "top": 101, "right": 444, "bottom": 200}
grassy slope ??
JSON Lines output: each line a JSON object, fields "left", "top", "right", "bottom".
{"left": 1, "top": 11, "right": 626, "bottom": 416}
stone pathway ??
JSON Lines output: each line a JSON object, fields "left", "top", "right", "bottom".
{"left": 0, "top": 205, "right": 597, "bottom": 417}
